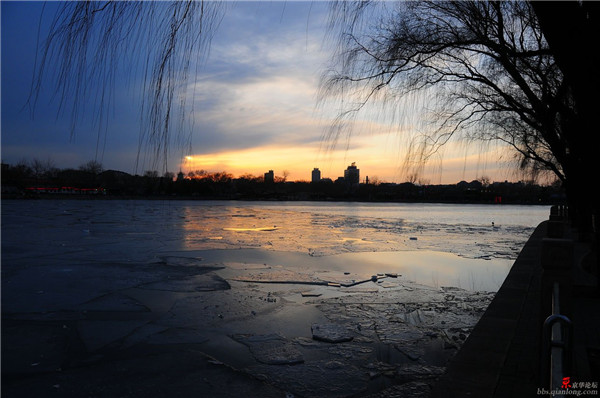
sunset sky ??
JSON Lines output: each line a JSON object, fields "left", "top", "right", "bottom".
{"left": 1, "top": 1, "right": 517, "bottom": 184}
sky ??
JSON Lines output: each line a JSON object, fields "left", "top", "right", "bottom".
{"left": 1, "top": 1, "right": 518, "bottom": 184}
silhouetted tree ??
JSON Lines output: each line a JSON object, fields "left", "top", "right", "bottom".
{"left": 163, "top": 171, "right": 175, "bottom": 181}
{"left": 144, "top": 170, "right": 159, "bottom": 179}
{"left": 323, "top": 1, "right": 564, "bottom": 179}
{"left": 238, "top": 173, "right": 263, "bottom": 183}
{"left": 321, "top": 0, "right": 597, "bottom": 239}
{"left": 529, "top": 2, "right": 600, "bottom": 240}
{"left": 274, "top": 170, "right": 290, "bottom": 184}
{"left": 30, "top": 158, "right": 58, "bottom": 179}
{"left": 79, "top": 160, "right": 103, "bottom": 175}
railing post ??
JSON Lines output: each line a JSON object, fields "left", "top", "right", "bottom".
{"left": 539, "top": 207, "right": 574, "bottom": 391}
{"left": 540, "top": 237, "right": 574, "bottom": 318}
{"left": 541, "top": 312, "right": 572, "bottom": 392}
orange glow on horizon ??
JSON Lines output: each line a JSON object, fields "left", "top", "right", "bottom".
{"left": 179, "top": 138, "right": 517, "bottom": 185}
{"left": 181, "top": 146, "right": 324, "bottom": 181}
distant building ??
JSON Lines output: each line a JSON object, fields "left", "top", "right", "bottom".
{"left": 264, "top": 170, "right": 274, "bottom": 184}
{"left": 344, "top": 162, "right": 360, "bottom": 185}
{"left": 311, "top": 168, "right": 321, "bottom": 183}
{"left": 177, "top": 171, "right": 185, "bottom": 182}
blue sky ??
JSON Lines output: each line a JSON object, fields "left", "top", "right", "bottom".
{"left": 1, "top": 1, "right": 513, "bottom": 183}
{"left": 2, "top": 1, "right": 143, "bottom": 170}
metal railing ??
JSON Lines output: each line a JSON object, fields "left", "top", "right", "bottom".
{"left": 541, "top": 282, "right": 572, "bottom": 394}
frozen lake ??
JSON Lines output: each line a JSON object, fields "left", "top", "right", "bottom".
{"left": 1, "top": 200, "right": 549, "bottom": 292}
{"left": 1, "top": 199, "right": 550, "bottom": 397}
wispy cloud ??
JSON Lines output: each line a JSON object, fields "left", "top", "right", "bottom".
{"left": 180, "top": 2, "right": 334, "bottom": 156}
{"left": 1, "top": 1, "right": 516, "bottom": 184}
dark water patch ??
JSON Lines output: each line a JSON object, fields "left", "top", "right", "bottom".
{"left": 154, "top": 255, "right": 206, "bottom": 267}
{"left": 138, "top": 274, "right": 231, "bottom": 292}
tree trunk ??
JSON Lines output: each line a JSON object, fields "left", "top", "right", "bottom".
{"left": 532, "top": 1, "right": 599, "bottom": 279}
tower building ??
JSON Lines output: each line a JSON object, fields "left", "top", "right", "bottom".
{"left": 344, "top": 162, "right": 360, "bottom": 185}
{"left": 312, "top": 168, "right": 321, "bottom": 183}
{"left": 264, "top": 170, "right": 274, "bottom": 184}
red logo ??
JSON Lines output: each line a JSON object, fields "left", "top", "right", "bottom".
{"left": 561, "top": 377, "right": 572, "bottom": 389}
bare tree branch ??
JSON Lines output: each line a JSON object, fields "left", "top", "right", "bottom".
{"left": 28, "top": 0, "right": 225, "bottom": 173}
{"left": 320, "top": 0, "right": 569, "bottom": 183}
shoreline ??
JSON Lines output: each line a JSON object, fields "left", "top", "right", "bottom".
{"left": 2, "top": 193, "right": 559, "bottom": 207}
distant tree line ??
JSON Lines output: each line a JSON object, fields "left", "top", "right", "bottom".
{"left": 1, "top": 160, "right": 563, "bottom": 205}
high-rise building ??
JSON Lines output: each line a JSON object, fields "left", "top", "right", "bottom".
{"left": 344, "top": 162, "right": 360, "bottom": 185}
{"left": 311, "top": 168, "right": 321, "bottom": 183}
{"left": 264, "top": 170, "right": 274, "bottom": 184}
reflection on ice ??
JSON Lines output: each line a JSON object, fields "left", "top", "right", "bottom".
{"left": 197, "top": 248, "right": 510, "bottom": 292}
{"left": 173, "top": 201, "right": 544, "bottom": 262}
{"left": 223, "top": 226, "right": 280, "bottom": 232}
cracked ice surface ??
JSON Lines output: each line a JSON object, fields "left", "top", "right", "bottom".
{"left": 1, "top": 200, "right": 548, "bottom": 397}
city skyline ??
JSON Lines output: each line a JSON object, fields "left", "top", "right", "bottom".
{"left": 2, "top": 1, "right": 520, "bottom": 185}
